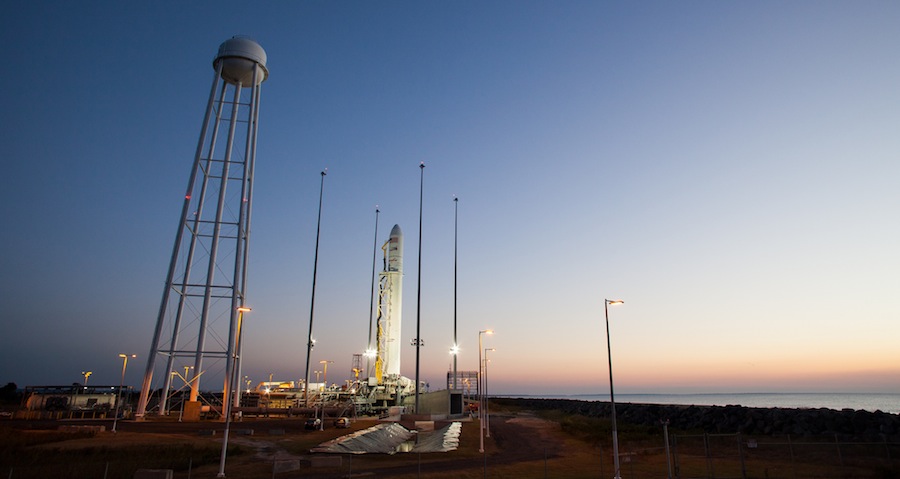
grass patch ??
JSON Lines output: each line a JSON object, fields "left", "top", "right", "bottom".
{"left": 0, "top": 427, "right": 239, "bottom": 479}
{"left": 0, "top": 428, "right": 96, "bottom": 449}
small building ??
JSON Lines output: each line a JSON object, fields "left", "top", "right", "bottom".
{"left": 23, "top": 385, "right": 123, "bottom": 411}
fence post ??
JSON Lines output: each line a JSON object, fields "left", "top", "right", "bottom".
{"left": 737, "top": 433, "right": 747, "bottom": 479}
{"left": 787, "top": 434, "right": 796, "bottom": 479}
{"left": 598, "top": 443, "right": 604, "bottom": 478}
{"left": 704, "top": 433, "right": 713, "bottom": 479}
{"left": 672, "top": 434, "right": 680, "bottom": 478}
{"left": 834, "top": 433, "right": 843, "bottom": 466}
{"left": 662, "top": 420, "right": 673, "bottom": 479}
{"left": 544, "top": 447, "right": 548, "bottom": 479}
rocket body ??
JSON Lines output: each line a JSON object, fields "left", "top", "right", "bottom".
{"left": 377, "top": 225, "right": 403, "bottom": 380}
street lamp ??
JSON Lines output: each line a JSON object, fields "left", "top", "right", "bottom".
{"left": 449, "top": 344, "right": 460, "bottom": 390}
{"left": 178, "top": 366, "right": 194, "bottom": 422}
{"left": 318, "top": 360, "right": 333, "bottom": 431}
{"left": 218, "top": 305, "right": 251, "bottom": 478}
{"left": 176, "top": 366, "right": 194, "bottom": 422}
{"left": 320, "top": 360, "right": 334, "bottom": 389}
{"left": 81, "top": 371, "right": 92, "bottom": 386}
{"left": 484, "top": 348, "right": 495, "bottom": 438}
{"left": 112, "top": 354, "right": 136, "bottom": 433}
{"left": 604, "top": 299, "right": 624, "bottom": 479}
{"left": 167, "top": 371, "right": 179, "bottom": 416}
{"left": 478, "top": 329, "right": 493, "bottom": 453}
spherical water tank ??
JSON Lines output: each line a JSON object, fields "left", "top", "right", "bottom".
{"left": 214, "top": 36, "right": 269, "bottom": 86}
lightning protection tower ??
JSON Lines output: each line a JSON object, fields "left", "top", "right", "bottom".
{"left": 136, "top": 37, "right": 268, "bottom": 418}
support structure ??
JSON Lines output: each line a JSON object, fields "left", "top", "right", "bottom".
{"left": 136, "top": 37, "right": 268, "bottom": 419}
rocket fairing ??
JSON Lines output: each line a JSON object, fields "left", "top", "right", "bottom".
{"left": 387, "top": 224, "right": 403, "bottom": 273}
{"left": 375, "top": 225, "right": 403, "bottom": 382}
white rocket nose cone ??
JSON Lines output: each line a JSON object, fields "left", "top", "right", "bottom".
{"left": 387, "top": 224, "right": 403, "bottom": 272}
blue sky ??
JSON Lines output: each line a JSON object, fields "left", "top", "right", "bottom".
{"left": 1, "top": 1, "right": 898, "bottom": 395}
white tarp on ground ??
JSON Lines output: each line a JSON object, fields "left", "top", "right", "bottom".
{"left": 411, "top": 422, "right": 461, "bottom": 453}
{"left": 311, "top": 422, "right": 461, "bottom": 455}
{"left": 311, "top": 423, "right": 414, "bottom": 455}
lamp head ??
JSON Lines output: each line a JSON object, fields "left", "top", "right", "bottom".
{"left": 606, "top": 299, "right": 624, "bottom": 305}
{"left": 237, "top": 306, "right": 252, "bottom": 312}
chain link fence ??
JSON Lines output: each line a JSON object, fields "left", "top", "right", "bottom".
{"left": 670, "top": 432, "right": 899, "bottom": 479}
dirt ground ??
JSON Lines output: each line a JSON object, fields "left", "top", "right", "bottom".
{"left": 9, "top": 411, "right": 580, "bottom": 478}
{"left": 9, "top": 409, "right": 894, "bottom": 478}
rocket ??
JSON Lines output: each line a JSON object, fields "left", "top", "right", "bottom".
{"left": 375, "top": 225, "right": 403, "bottom": 382}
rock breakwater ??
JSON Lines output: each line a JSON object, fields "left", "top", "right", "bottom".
{"left": 494, "top": 397, "right": 900, "bottom": 440}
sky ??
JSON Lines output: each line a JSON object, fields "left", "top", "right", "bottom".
{"left": 1, "top": 1, "right": 898, "bottom": 396}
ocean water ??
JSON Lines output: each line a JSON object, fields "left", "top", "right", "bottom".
{"left": 511, "top": 393, "right": 900, "bottom": 415}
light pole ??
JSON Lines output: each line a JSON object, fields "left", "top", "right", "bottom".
{"left": 112, "top": 354, "right": 136, "bottom": 433}
{"left": 81, "top": 371, "right": 92, "bottom": 386}
{"left": 414, "top": 162, "right": 425, "bottom": 414}
{"left": 478, "top": 329, "right": 493, "bottom": 453}
{"left": 319, "top": 360, "right": 333, "bottom": 431}
{"left": 449, "top": 344, "right": 460, "bottom": 388}
{"left": 484, "top": 348, "right": 495, "bottom": 438}
{"left": 604, "top": 299, "right": 624, "bottom": 479}
{"left": 217, "top": 306, "right": 251, "bottom": 478}
{"left": 179, "top": 366, "right": 194, "bottom": 422}
{"left": 452, "top": 196, "right": 459, "bottom": 391}
{"left": 366, "top": 206, "right": 380, "bottom": 378}
{"left": 167, "top": 371, "right": 179, "bottom": 415}
{"left": 304, "top": 169, "right": 327, "bottom": 408}
{"left": 320, "top": 360, "right": 334, "bottom": 388}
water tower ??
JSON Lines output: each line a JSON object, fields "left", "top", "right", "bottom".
{"left": 136, "top": 37, "right": 268, "bottom": 418}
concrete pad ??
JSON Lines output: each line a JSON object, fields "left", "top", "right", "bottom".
{"left": 272, "top": 459, "right": 301, "bottom": 473}
{"left": 133, "top": 470, "right": 173, "bottom": 479}
{"left": 414, "top": 421, "right": 434, "bottom": 431}
{"left": 310, "top": 456, "right": 342, "bottom": 468}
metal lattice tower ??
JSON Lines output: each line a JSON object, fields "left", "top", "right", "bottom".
{"left": 136, "top": 37, "right": 268, "bottom": 418}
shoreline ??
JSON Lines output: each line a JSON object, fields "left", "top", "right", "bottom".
{"left": 493, "top": 397, "right": 900, "bottom": 440}
{"left": 496, "top": 392, "right": 900, "bottom": 415}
